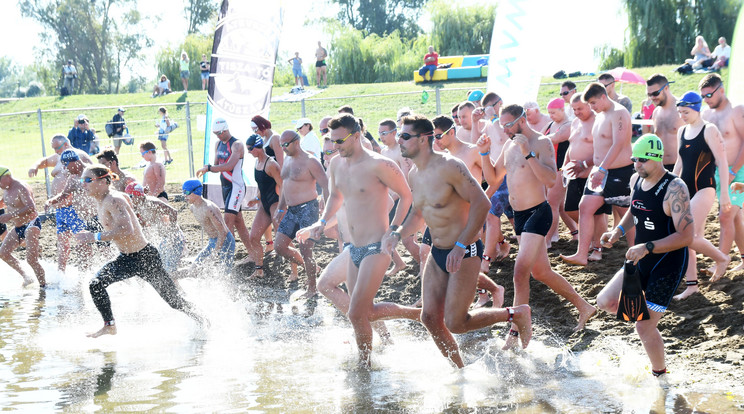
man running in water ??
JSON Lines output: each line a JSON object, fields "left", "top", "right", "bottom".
{"left": 391, "top": 115, "right": 531, "bottom": 367}
{"left": 76, "top": 165, "right": 204, "bottom": 338}
{"left": 0, "top": 166, "right": 45, "bottom": 287}
{"left": 302, "top": 113, "right": 421, "bottom": 367}
{"left": 477, "top": 104, "right": 596, "bottom": 350}
{"left": 597, "top": 134, "right": 693, "bottom": 378}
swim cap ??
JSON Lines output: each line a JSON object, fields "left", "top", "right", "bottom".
{"left": 212, "top": 117, "right": 229, "bottom": 133}
{"left": 0, "top": 165, "right": 10, "bottom": 178}
{"left": 182, "top": 179, "right": 203, "bottom": 196}
{"left": 467, "top": 90, "right": 484, "bottom": 102}
{"left": 60, "top": 149, "right": 80, "bottom": 165}
{"left": 547, "top": 97, "right": 565, "bottom": 110}
{"left": 676, "top": 91, "right": 702, "bottom": 112}
{"left": 632, "top": 134, "right": 664, "bottom": 162}
{"left": 246, "top": 134, "right": 264, "bottom": 149}
{"left": 124, "top": 182, "right": 145, "bottom": 197}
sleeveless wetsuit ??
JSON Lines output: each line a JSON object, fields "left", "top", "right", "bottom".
{"left": 630, "top": 171, "right": 688, "bottom": 312}
{"left": 255, "top": 158, "right": 279, "bottom": 215}
{"left": 678, "top": 125, "right": 716, "bottom": 198}
{"left": 216, "top": 136, "right": 245, "bottom": 214}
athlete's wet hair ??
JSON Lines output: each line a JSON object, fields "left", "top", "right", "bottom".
{"left": 139, "top": 141, "right": 157, "bottom": 152}
{"left": 379, "top": 118, "right": 396, "bottom": 130}
{"left": 501, "top": 104, "right": 524, "bottom": 120}
{"left": 85, "top": 164, "right": 119, "bottom": 184}
{"left": 337, "top": 105, "right": 354, "bottom": 115}
{"left": 646, "top": 73, "right": 668, "bottom": 87}
{"left": 582, "top": 82, "right": 608, "bottom": 101}
{"left": 561, "top": 80, "right": 576, "bottom": 90}
{"left": 251, "top": 115, "right": 271, "bottom": 131}
{"left": 328, "top": 113, "right": 361, "bottom": 133}
{"left": 402, "top": 114, "right": 434, "bottom": 146}
{"left": 482, "top": 92, "right": 501, "bottom": 107}
{"left": 97, "top": 148, "right": 119, "bottom": 165}
{"left": 699, "top": 73, "right": 722, "bottom": 90}
{"left": 432, "top": 115, "right": 454, "bottom": 132}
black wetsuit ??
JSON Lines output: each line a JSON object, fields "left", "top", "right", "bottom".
{"left": 678, "top": 125, "right": 716, "bottom": 198}
{"left": 255, "top": 158, "right": 279, "bottom": 215}
{"left": 630, "top": 171, "right": 688, "bottom": 312}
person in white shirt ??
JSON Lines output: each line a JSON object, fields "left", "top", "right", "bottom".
{"left": 712, "top": 37, "right": 732, "bottom": 69}
{"left": 296, "top": 118, "right": 322, "bottom": 159}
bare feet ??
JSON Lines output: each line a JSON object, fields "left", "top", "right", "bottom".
{"left": 560, "top": 253, "right": 587, "bottom": 266}
{"left": 491, "top": 284, "right": 505, "bottom": 308}
{"left": 496, "top": 240, "right": 511, "bottom": 261}
{"left": 298, "top": 289, "right": 318, "bottom": 300}
{"left": 673, "top": 285, "right": 699, "bottom": 300}
{"left": 570, "top": 230, "right": 579, "bottom": 241}
{"left": 480, "top": 258, "right": 490, "bottom": 274}
{"left": 22, "top": 275, "right": 36, "bottom": 288}
{"left": 412, "top": 297, "right": 422, "bottom": 307}
{"left": 235, "top": 256, "right": 255, "bottom": 266}
{"left": 710, "top": 256, "right": 731, "bottom": 282}
{"left": 588, "top": 248, "right": 603, "bottom": 262}
{"left": 502, "top": 304, "right": 532, "bottom": 350}
{"left": 87, "top": 324, "right": 117, "bottom": 338}
{"left": 385, "top": 261, "right": 406, "bottom": 277}
{"left": 474, "top": 292, "right": 491, "bottom": 308}
{"left": 574, "top": 304, "right": 597, "bottom": 332}
{"left": 248, "top": 266, "right": 264, "bottom": 280}
{"left": 264, "top": 242, "right": 274, "bottom": 255}
{"left": 732, "top": 260, "right": 744, "bottom": 272}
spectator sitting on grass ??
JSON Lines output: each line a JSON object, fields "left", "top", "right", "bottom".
{"left": 711, "top": 37, "right": 731, "bottom": 70}
{"left": 152, "top": 74, "right": 171, "bottom": 97}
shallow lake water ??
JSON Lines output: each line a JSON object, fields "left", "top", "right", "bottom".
{"left": 1, "top": 260, "right": 743, "bottom": 413}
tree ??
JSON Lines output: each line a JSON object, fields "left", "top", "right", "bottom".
{"left": 428, "top": 0, "right": 496, "bottom": 56}
{"left": 329, "top": 0, "right": 428, "bottom": 39}
{"left": 185, "top": 0, "right": 218, "bottom": 34}
{"left": 20, "top": 0, "right": 151, "bottom": 94}
{"left": 155, "top": 33, "right": 214, "bottom": 89}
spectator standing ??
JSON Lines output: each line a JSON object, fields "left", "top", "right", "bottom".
{"left": 200, "top": 54, "right": 210, "bottom": 90}
{"left": 288, "top": 52, "right": 304, "bottom": 88}
{"left": 315, "top": 41, "right": 328, "bottom": 88}
{"left": 295, "top": 118, "right": 321, "bottom": 159}
{"left": 156, "top": 107, "right": 175, "bottom": 165}
{"left": 111, "top": 107, "right": 127, "bottom": 155}
{"left": 179, "top": 52, "right": 190, "bottom": 92}
{"left": 62, "top": 59, "right": 77, "bottom": 94}
{"left": 67, "top": 114, "right": 98, "bottom": 155}
{"left": 419, "top": 46, "right": 439, "bottom": 82}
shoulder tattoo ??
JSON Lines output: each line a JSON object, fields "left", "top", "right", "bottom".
{"left": 665, "top": 179, "right": 693, "bottom": 232}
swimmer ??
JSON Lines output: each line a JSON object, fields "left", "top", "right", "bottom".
{"left": 140, "top": 141, "right": 168, "bottom": 202}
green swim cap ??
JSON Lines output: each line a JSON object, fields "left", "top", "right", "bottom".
{"left": 632, "top": 134, "right": 664, "bottom": 161}
{"left": 0, "top": 165, "right": 10, "bottom": 178}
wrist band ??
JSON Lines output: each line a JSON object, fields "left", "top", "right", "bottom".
{"left": 598, "top": 166, "right": 608, "bottom": 174}
{"left": 730, "top": 168, "right": 736, "bottom": 175}
{"left": 277, "top": 209, "right": 285, "bottom": 213}
{"left": 320, "top": 218, "right": 327, "bottom": 225}
{"left": 95, "top": 232, "right": 102, "bottom": 241}
{"left": 479, "top": 151, "right": 490, "bottom": 156}
{"left": 617, "top": 225, "right": 625, "bottom": 237}
{"left": 582, "top": 160, "right": 588, "bottom": 169}
{"left": 455, "top": 241, "right": 467, "bottom": 249}
{"left": 207, "top": 164, "right": 211, "bottom": 172}
{"left": 255, "top": 196, "right": 260, "bottom": 201}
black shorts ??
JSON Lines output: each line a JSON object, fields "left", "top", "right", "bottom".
{"left": 513, "top": 201, "right": 552, "bottom": 236}
{"left": 315, "top": 60, "right": 326, "bottom": 68}
{"left": 157, "top": 191, "right": 169, "bottom": 201}
{"left": 15, "top": 217, "right": 42, "bottom": 241}
{"left": 583, "top": 164, "right": 633, "bottom": 207}
{"left": 349, "top": 241, "right": 383, "bottom": 268}
{"left": 277, "top": 199, "right": 319, "bottom": 239}
{"left": 637, "top": 248, "right": 688, "bottom": 312}
{"left": 565, "top": 178, "right": 612, "bottom": 215}
{"left": 430, "top": 240, "right": 483, "bottom": 273}
{"left": 421, "top": 227, "right": 432, "bottom": 246}
{"left": 0, "top": 209, "right": 5, "bottom": 235}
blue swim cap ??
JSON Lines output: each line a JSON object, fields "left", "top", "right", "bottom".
{"left": 676, "top": 91, "right": 702, "bottom": 112}
{"left": 60, "top": 149, "right": 80, "bottom": 165}
{"left": 182, "top": 179, "right": 203, "bottom": 196}
{"left": 467, "top": 90, "right": 484, "bottom": 103}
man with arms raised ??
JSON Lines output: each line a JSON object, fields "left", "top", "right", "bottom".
{"left": 379, "top": 118, "right": 420, "bottom": 274}
{"left": 647, "top": 74, "right": 683, "bottom": 170}
{"left": 561, "top": 83, "right": 635, "bottom": 266}
{"left": 77, "top": 165, "right": 204, "bottom": 338}
{"left": 700, "top": 73, "right": 744, "bottom": 274}
{"left": 597, "top": 134, "right": 693, "bottom": 378}
{"left": 478, "top": 104, "right": 596, "bottom": 349}
{"left": 391, "top": 115, "right": 530, "bottom": 368}
{"left": 303, "top": 113, "right": 420, "bottom": 367}
{"left": 28, "top": 135, "right": 92, "bottom": 271}
{"left": 273, "top": 130, "right": 329, "bottom": 298}
{"left": 0, "top": 166, "right": 45, "bottom": 287}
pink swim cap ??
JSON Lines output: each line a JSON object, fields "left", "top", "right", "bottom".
{"left": 547, "top": 98, "right": 565, "bottom": 110}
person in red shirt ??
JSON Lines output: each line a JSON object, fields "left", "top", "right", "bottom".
{"left": 419, "top": 46, "right": 439, "bottom": 82}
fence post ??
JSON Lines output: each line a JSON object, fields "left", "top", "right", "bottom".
{"left": 37, "top": 108, "right": 51, "bottom": 198}
{"left": 185, "top": 102, "right": 195, "bottom": 177}
{"left": 435, "top": 88, "right": 441, "bottom": 115}
{"left": 301, "top": 98, "right": 306, "bottom": 118}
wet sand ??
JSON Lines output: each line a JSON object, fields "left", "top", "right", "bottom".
{"left": 21, "top": 182, "right": 744, "bottom": 386}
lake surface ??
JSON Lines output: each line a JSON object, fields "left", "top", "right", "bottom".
{"left": 1, "top": 261, "right": 742, "bottom": 412}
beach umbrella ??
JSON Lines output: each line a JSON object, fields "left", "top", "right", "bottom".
{"left": 608, "top": 67, "right": 646, "bottom": 85}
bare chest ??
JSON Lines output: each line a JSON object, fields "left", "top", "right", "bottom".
{"left": 282, "top": 159, "right": 311, "bottom": 181}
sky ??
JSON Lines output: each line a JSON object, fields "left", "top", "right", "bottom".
{"left": 0, "top": 0, "right": 626, "bottom": 81}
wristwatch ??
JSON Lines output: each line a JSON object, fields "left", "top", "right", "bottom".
{"left": 525, "top": 151, "right": 536, "bottom": 160}
{"left": 645, "top": 241, "right": 655, "bottom": 254}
